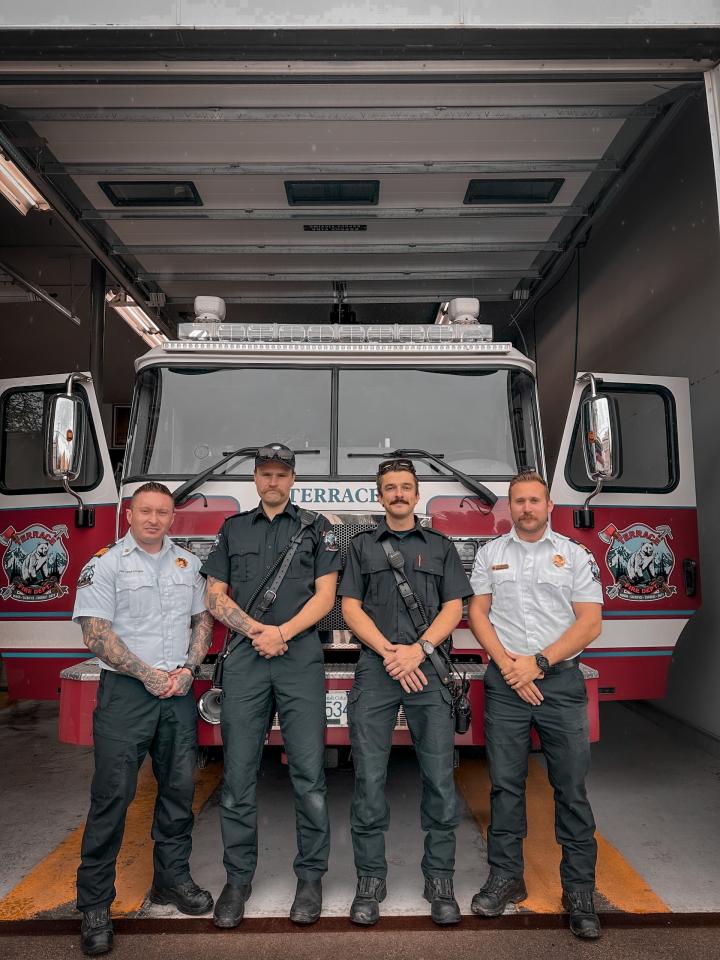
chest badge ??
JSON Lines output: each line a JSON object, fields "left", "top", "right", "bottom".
{"left": 175, "top": 557, "right": 189, "bottom": 569}
{"left": 552, "top": 554, "right": 566, "bottom": 568}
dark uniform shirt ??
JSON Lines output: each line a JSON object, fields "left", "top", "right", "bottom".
{"left": 200, "top": 500, "right": 342, "bottom": 635}
{"left": 338, "top": 517, "right": 472, "bottom": 649}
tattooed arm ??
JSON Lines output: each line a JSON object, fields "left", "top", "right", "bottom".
{"left": 166, "top": 610, "right": 215, "bottom": 697}
{"left": 205, "top": 576, "right": 263, "bottom": 637}
{"left": 76, "top": 616, "right": 170, "bottom": 697}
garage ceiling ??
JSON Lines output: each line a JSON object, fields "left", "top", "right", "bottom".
{"left": 0, "top": 58, "right": 708, "bottom": 332}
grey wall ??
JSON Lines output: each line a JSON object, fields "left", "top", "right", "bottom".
{"left": 514, "top": 97, "right": 720, "bottom": 738}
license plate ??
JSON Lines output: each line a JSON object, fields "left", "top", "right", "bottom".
{"left": 325, "top": 690, "right": 348, "bottom": 727}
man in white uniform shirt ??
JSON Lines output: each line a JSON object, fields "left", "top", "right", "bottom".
{"left": 73, "top": 482, "right": 214, "bottom": 956}
{"left": 468, "top": 471, "right": 603, "bottom": 940}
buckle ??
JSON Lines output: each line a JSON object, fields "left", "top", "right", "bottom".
{"left": 263, "top": 588, "right": 277, "bottom": 603}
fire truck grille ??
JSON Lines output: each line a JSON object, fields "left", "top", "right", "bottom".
{"left": 317, "top": 512, "right": 431, "bottom": 637}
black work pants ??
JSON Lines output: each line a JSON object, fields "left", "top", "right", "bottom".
{"left": 219, "top": 632, "right": 330, "bottom": 884}
{"left": 77, "top": 670, "right": 198, "bottom": 911}
{"left": 484, "top": 660, "right": 597, "bottom": 892}
{"left": 348, "top": 653, "right": 458, "bottom": 880}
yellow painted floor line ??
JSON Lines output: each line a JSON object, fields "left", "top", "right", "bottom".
{"left": 0, "top": 759, "right": 222, "bottom": 921}
{"left": 455, "top": 755, "right": 669, "bottom": 914}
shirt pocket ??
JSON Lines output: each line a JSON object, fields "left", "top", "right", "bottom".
{"left": 536, "top": 568, "right": 574, "bottom": 612}
{"left": 230, "top": 544, "right": 260, "bottom": 582}
{"left": 170, "top": 569, "right": 195, "bottom": 615}
{"left": 288, "top": 541, "right": 314, "bottom": 579}
{"left": 117, "top": 573, "right": 155, "bottom": 620}
{"left": 412, "top": 556, "right": 443, "bottom": 615}
{"left": 490, "top": 567, "right": 517, "bottom": 598}
{"left": 360, "top": 554, "right": 390, "bottom": 605}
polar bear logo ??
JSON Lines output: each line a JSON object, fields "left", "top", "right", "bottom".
{"left": 21, "top": 542, "right": 50, "bottom": 583}
{"left": 626, "top": 541, "right": 656, "bottom": 584}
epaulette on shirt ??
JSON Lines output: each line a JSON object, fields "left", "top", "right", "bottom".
{"left": 223, "top": 509, "right": 255, "bottom": 521}
{"left": 424, "top": 526, "right": 450, "bottom": 540}
{"left": 93, "top": 541, "right": 118, "bottom": 558}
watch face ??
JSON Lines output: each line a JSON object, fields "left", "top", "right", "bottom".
{"left": 536, "top": 655, "right": 550, "bottom": 671}
{"left": 422, "top": 642, "right": 435, "bottom": 656}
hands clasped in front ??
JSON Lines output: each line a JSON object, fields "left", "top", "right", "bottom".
{"left": 382, "top": 641, "right": 428, "bottom": 694}
{"left": 500, "top": 654, "right": 544, "bottom": 706}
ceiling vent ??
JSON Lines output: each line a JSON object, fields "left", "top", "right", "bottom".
{"left": 99, "top": 181, "right": 202, "bottom": 207}
{"left": 285, "top": 180, "right": 379, "bottom": 206}
{"left": 464, "top": 178, "right": 563, "bottom": 204}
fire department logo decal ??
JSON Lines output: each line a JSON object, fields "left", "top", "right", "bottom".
{"left": 0, "top": 523, "right": 70, "bottom": 602}
{"left": 598, "top": 522, "right": 676, "bottom": 602}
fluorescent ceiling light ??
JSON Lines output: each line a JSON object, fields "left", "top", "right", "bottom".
{"left": 106, "top": 290, "right": 167, "bottom": 347}
{"left": 0, "top": 154, "right": 51, "bottom": 215}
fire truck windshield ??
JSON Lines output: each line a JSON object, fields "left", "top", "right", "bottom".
{"left": 126, "top": 365, "right": 539, "bottom": 481}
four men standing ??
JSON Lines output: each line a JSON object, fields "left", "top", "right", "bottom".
{"left": 74, "top": 459, "right": 603, "bottom": 945}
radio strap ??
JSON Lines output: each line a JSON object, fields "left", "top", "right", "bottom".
{"left": 380, "top": 539, "right": 452, "bottom": 687}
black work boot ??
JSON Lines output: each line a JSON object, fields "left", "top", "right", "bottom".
{"left": 80, "top": 906, "right": 113, "bottom": 956}
{"left": 349, "top": 877, "right": 387, "bottom": 926}
{"left": 150, "top": 878, "right": 214, "bottom": 915}
{"left": 213, "top": 881, "right": 252, "bottom": 928}
{"left": 289, "top": 878, "right": 323, "bottom": 924}
{"left": 423, "top": 877, "right": 461, "bottom": 925}
{"left": 470, "top": 873, "right": 527, "bottom": 917}
{"left": 562, "top": 889, "right": 602, "bottom": 940}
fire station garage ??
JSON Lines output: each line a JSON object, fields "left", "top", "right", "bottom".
{"left": 1, "top": 6, "right": 720, "bottom": 959}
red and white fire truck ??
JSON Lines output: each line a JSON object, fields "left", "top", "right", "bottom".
{"left": 0, "top": 300, "right": 701, "bottom": 747}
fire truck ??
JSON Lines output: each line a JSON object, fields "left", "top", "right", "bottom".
{"left": 0, "top": 299, "right": 701, "bottom": 747}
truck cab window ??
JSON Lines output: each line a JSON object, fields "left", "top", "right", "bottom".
{"left": 0, "top": 387, "right": 101, "bottom": 493}
{"left": 127, "top": 367, "right": 332, "bottom": 479}
{"left": 567, "top": 385, "right": 678, "bottom": 493}
{"left": 337, "top": 367, "right": 540, "bottom": 478}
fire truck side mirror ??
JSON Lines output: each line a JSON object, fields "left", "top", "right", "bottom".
{"left": 46, "top": 394, "right": 86, "bottom": 481}
{"left": 46, "top": 392, "right": 95, "bottom": 528}
{"left": 580, "top": 394, "right": 620, "bottom": 484}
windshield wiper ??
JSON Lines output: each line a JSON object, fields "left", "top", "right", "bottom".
{"left": 172, "top": 446, "right": 260, "bottom": 506}
{"left": 391, "top": 448, "right": 497, "bottom": 507}
{"left": 172, "top": 445, "right": 321, "bottom": 506}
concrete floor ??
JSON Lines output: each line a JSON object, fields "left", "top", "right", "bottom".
{"left": 2, "top": 928, "right": 720, "bottom": 960}
{"left": 1, "top": 699, "right": 719, "bottom": 919}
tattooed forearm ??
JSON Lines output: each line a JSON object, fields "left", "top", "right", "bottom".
{"left": 187, "top": 611, "right": 214, "bottom": 665}
{"left": 77, "top": 616, "right": 168, "bottom": 696}
{"left": 205, "top": 576, "right": 256, "bottom": 636}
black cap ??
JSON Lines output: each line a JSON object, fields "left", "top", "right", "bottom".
{"left": 255, "top": 443, "right": 296, "bottom": 470}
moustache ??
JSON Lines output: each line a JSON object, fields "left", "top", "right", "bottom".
{"left": 391, "top": 500, "right": 409, "bottom": 505}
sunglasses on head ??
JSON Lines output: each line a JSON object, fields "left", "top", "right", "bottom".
{"left": 377, "top": 458, "right": 416, "bottom": 475}
{"left": 257, "top": 446, "right": 294, "bottom": 463}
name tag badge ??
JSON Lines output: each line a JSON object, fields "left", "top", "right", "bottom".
{"left": 491, "top": 563, "right": 510, "bottom": 571}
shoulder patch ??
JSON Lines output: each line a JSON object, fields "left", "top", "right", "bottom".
{"left": 322, "top": 529, "right": 340, "bottom": 552}
{"left": 568, "top": 538, "right": 601, "bottom": 583}
{"left": 77, "top": 559, "right": 96, "bottom": 589}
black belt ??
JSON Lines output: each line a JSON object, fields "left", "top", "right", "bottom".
{"left": 490, "top": 656, "right": 579, "bottom": 675}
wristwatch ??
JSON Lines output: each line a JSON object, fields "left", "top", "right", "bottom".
{"left": 421, "top": 640, "right": 436, "bottom": 658}
{"left": 534, "top": 654, "right": 550, "bottom": 673}
{"left": 182, "top": 662, "right": 202, "bottom": 679}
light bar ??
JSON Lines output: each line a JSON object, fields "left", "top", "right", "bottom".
{"left": 178, "top": 322, "right": 495, "bottom": 344}
{"left": 0, "top": 154, "right": 51, "bottom": 216}
{"left": 106, "top": 290, "right": 168, "bottom": 347}
{"left": 163, "top": 340, "right": 511, "bottom": 354}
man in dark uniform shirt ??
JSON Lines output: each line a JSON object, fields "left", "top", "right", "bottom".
{"left": 339, "top": 457, "right": 472, "bottom": 926}
{"left": 201, "top": 443, "right": 342, "bottom": 928}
